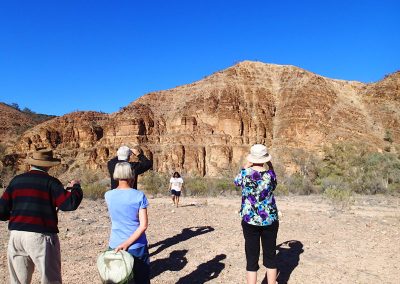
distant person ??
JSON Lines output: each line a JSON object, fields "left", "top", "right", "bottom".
{"left": 0, "top": 148, "right": 83, "bottom": 284}
{"left": 168, "top": 172, "right": 184, "bottom": 207}
{"left": 234, "top": 144, "right": 279, "bottom": 284}
{"left": 107, "top": 145, "right": 152, "bottom": 189}
{"left": 105, "top": 162, "right": 150, "bottom": 284}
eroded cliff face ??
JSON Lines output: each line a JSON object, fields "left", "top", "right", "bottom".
{"left": 8, "top": 62, "right": 400, "bottom": 178}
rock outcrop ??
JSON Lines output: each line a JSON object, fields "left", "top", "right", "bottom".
{"left": 5, "top": 62, "right": 400, "bottom": 178}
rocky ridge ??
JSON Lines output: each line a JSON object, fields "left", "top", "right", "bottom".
{"left": 4, "top": 61, "right": 400, "bottom": 178}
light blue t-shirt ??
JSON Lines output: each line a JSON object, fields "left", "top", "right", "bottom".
{"left": 105, "top": 188, "right": 149, "bottom": 251}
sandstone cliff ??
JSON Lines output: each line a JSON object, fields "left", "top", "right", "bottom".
{"left": 5, "top": 62, "right": 400, "bottom": 178}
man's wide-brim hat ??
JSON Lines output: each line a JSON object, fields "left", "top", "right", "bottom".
{"left": 27, "top": 148, "right": 61, "bottom": 167}
{"left": 97, "top": 250, "right": 134, "bottom": 284}
{"left": 246, "top": 144, "right": 272, "bottom": 164}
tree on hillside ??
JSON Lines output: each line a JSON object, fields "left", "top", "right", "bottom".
{"left": 10, "top": 103, "right": 20, "bottom": 110}
{"left": 22, "top": 107, "right": 35, "bottom": 114}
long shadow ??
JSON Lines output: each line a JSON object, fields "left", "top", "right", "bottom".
{"left": 176, "top": 254, "right": 226, "bottom": 284}
{"left": 149, "top": 226, "right": 215, "bottom": 257}
{"left": 276, "top": 240, "right": 304, "bottom": 284}
{"left": 151, "top": 249, "right": 188, "bottom": 279}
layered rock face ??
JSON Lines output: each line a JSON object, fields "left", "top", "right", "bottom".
{"left": 8, "top": 61, "right": 400, "bottom": 178}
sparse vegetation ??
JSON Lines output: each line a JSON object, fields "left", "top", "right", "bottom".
{"left": 140, "top": 170, "right": 170, "bottom": 196}
{"left": 75, "top": 142, "right": 400, "bottom": 202}
{"left": 140, "top": 171, "right": 239, "bottom": 197}
{"left": 184, "top": 176, "right": 240, "bottom": 197}
{"left": 277, "top": 142, "right": 400, "bottom": 200}
{"left": 384, "top": 129, "right": 394, "bottom": 143}
{"left": 9, "top": 102, "right": 20, "bottom": 111}
{"left": 79, "top": 169, "right": 109, "bottom": 200}
{"left": 82, "top": 182, "right": 108, "bottom": 200}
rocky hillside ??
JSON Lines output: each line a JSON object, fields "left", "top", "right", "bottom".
{"left": 0, "top": 103, "right": 55, "bottom": 144}
{"left": 4, "top": 61, "right": 400, "bottom": 178}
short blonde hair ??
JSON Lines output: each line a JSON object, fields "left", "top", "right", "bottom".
{"left": 113, "top": 162, "right": 134, "bottom": 180}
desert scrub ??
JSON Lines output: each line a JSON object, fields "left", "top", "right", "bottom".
{"left": 317, "top": 143, "right": 400, "bottom": 195}
{"left": 78, "top": 168, "right": 109, "bottom": 200}
{"left": 82, "top": 180, "right": 109, "bottom": 200}
{"left": 323, "top": 187, "right": 354, "bottom": 209}
{"left": 185, "top": 176, "right": 208, "bottom": 196}
{"left": 139, "top": 171, "right": 238, "bottom": 197}
{"left": 320, "top": 176, "right": 353, "bottom": 209}
{"left": 140, "top": 170, "right": 170, "bottom": 196}
{"left": 212, "top": 177, "right": 239, "bottom": 196}
{"left": 274, "top": 184, "right": 289, "bottom": 196}
{"left": 281, "top": 173, "right": 317, "bottom": 195}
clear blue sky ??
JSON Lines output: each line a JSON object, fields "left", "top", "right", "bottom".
{"left": 1, "top": 0, "right": 399, "bottom": 116}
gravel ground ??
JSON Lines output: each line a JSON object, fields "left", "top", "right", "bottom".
{"left": 0, "top": 195, "right": 399, "bottom": 283}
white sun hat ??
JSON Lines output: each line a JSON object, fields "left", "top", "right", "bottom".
{"left": 117, "top": 146, "right": 132, "bottom": 161}
{"left": 246, "top": 144, "right": 272, "bottom": 163}
{"left": 97, "top": 250, "right": 134, "bottom": 284}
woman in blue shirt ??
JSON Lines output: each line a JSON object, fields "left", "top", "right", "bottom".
{"left": 234, "top": 144, "right": 279, "bottom": 284}
{"left": 105, "top": 162, "right": 150, "bottom": 284}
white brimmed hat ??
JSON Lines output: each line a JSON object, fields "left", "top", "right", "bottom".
{"left": 97, "top": 250, "right": 134, "bottom": 284}
{"left": 117, "top": 146, "right": 132, "bottom": 160}
{"left": 246, "top": 144, "right": 272, "bottom": 163}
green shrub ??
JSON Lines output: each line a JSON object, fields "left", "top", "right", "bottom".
{"left": 323, "top": 187, "right": 353, "bottom": 209}
{"left": 282, "top": 173, "right": 316, "bottom": 195}
{"left": 316, "top": 142, "right": 400, "bottom": 195}
{"left": 213, "top": 177, "right": 239, "bottom": 195}
{"left": 384, "top": 130, "right": 394, "bottom": 143}
{"left": 274, "top": 184, "right": 289, "bottom": 196}
{"left": 140, "top": 170, "right": 169, "bottom": 196}
{"left": 76, "top": 168, "right": 109, "bottom": 200}
{"left": 82, "top": 181, "right": 108, "bottom": 200}
{"left": 185, "top": 176, "right": 208, "bottom": 196}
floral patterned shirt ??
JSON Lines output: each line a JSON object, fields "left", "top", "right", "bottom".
{"left": 234, "top": 168, "right": 278, "bottom": 226}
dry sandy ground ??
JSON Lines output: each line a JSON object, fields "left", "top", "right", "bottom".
{"left": 1, "top": 195, "right": 399, "bottom": 284}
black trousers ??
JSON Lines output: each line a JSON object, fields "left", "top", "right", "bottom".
{"left": 241, "top": 220, "right": 279, "bottom": 271}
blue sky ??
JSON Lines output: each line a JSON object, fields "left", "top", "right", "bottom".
{"left": 0, "top": 0, "right": 399, "bottom": 116}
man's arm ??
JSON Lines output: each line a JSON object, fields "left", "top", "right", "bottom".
{"left": 51, "top": 179, "right": 83, "bottom": 211}
{"left": 132, "top": 152, "right": 152, "bottom": 175}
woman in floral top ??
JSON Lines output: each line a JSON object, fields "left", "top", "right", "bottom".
{"left": 234, "top": 144, "right": 279, "bottom": 284}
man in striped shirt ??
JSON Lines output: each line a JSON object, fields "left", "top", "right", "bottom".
{"left": 0, "top": 148, "right": 83, "bottom": 284}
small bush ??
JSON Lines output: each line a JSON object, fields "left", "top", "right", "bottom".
{"left": 274, "top": 184, "right": 289, "bottom": 196}
{"left": 185, "top": 176, "right": 208, "bottom": 196}
{"left": 283, "top": 173, "right": 316, "bottom": 195}
{"left": 140, "top": 170, "right": 170, "bottom": 196}
{"left": 384, "top": 130, "right": 394, "bottom": 143}
{"left": 323, "top": 187, "right": 353, "bottom": 209}
{"left": 82, "top": 180, "right": 108, "bottom": 200}
{"left": 75, "top": 168, "right": 109, "bottom": 200}
{"left": 213, "top": 178, "right": 239, "bottom": 196}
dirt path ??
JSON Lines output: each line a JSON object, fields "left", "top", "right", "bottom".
{"left": 1, "top": 195, "right": 399, "bottom": 283}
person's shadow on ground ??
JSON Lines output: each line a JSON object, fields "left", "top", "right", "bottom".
{"left": 150, "top": 249, "right": 188, "bottom": 279}
{"left": 175, "top": 254, "right": 226, "bottom": 284}
{"left": 149, "top": 226, "right": 215, "bottom": 257}
{"left": 276, "top": 240, "right": 304, "bottom": 284}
